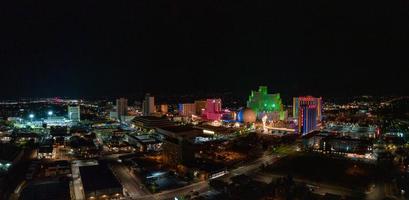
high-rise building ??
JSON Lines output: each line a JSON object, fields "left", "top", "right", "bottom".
{"left": 68, "top": 106, "right": 80, "bottom": 122}
{"left": 293, "top": 96, "right": 322, "bottom": 121}
{"left": 204, "top": 99, "right": 223, "bottom": 121}
{"left": 194, "top": 100, "right": 207, "bottom": 115}
{"left": 159, "top": 104, "right": 168, "bottom": 114}
{"left": 178, "top": 103, "right": 196, "bottom": 116}
{"left": 298, "top": 104, "right": 318, "bottom": 135}
{"left": 142, "top": 94, "right": 155, "bottom": 116}
{"left": 247, "top": 86, "right": 286, "bottom": 120}
{"left": 116, "top": 98, "right": 128, "bottom": 119}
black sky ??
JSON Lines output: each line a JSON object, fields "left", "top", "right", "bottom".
{"left": 1, "top": 0, "right": 408, "bottom": 99}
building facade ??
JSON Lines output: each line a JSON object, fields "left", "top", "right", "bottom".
{"left": 159, "top": 104, "right": 168, "bottom": 114}
{"left": 298, "top": 105, "right": 318, "bottom": 135}
{"left": 142, "top": 94, "right": 155, "bottom": 116}
{"left": 116, "top": 98, "right": 128, "bottom": 119}
{"left": 178, "top": 103, "right": 196, "bottom": 116}
{"left": 293, "top": 96, "right": 322, "bottom": 121}
{"left": 68, "top": 106, "right": 80, "bottom": 122}
{"left": 204, "top": 99, "right": 223, "bottom": 121}
{"left": 194, "top": 100, "right": 207, "bottom": 116}
{"left": 246, "top": 86, "right": 286, "bottom": 121}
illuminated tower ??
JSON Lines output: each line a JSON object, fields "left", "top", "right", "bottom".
{"left": 178, "top": 103, "right": 196, "bottom": 116}
{"left": 116, "top": 98, "right": 128, "bottom": 119}
{"left": 142, "top": 94, "right": 155, "bottom": 116}
{"left": 204, "top": 99, "right": 223, "bottom": 120}
{"left": 68, "top": 106, "right": 80, "bottom": 122}
{"left": 298, "top": 104, "right": 318, "bottom": 135}
{"left": 194, "top": 100, "right": 207, "bottom": 115}
{"left": 246, "top": 86, "right": 286, "bottom": 120}
{"left": 293, "top": 96, "right": 322, "bottom": 122}
{"left": 159, "top": 104, "right": 168, "bottom": 114}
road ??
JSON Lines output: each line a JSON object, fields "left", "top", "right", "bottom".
{"left": 70, "top": 160, "right": 98, "bottom": 200}
{"left": 110, "top": 163, "right": 150, "bottom": 198}
{"left": 135, "top": 181, "right": 209, "bottom": 200}
{"left": 366, "top": 181, "right": 406, "bottom": 200}
{"left": 224, "top": 152, "right": 278, "bottom": 179}
{"left": 132, "top": 151, "right": 279, "bottom": 200}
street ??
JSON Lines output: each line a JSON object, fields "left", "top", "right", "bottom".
{"left": 110, "top": 163, "right": 150, "bottom": 198}
{"left": 131, "top": 151, "right": 279, "bottom": 200}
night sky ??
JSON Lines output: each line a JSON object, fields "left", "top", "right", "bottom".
{"left": 1, "top": 0, "right": 408, "bottom": 99}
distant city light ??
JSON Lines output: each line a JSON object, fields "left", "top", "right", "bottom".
{"left": 48, "top": 111, "right": 53, "bottom": 116}
{"left": 29, "top": 114, "right": 34, "bottom": 119}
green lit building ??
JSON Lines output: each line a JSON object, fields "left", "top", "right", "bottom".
{"left": 246, "top": 86, "right": 287, "bottom": 120}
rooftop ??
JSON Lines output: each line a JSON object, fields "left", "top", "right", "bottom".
{"left": 130, "top": 134, "right": 158, "bottom": 144}
{"left": 79, "top": 163, "right": 122, "bottom": 192}
{"left": 133, "top": 116, "right": 174, "bottom": 128}
{"left": 0, "top": 143, "right": 21, "bottom": 162}
{"left": 159, "top": 125, "right": 201, "bottom": 133}
{"left": 21, "top": 179, "right": 70, "bottom": 200}
{"left": 195, "top": 124, "right": 239, "bottom": 135}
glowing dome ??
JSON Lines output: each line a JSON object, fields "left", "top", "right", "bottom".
{"left": 243, "top": 108, "right": 256, "bottom": 123}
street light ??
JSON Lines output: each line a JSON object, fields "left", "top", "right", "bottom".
{"left": 28, "top": 113, "right": 34, "bottom": 123}
{"left": 48, "top": 111, "right": 53, "bottom": 116}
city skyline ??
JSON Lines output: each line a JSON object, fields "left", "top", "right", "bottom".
{"left": 1, "top": 1, "right": 409, "bottom": 199}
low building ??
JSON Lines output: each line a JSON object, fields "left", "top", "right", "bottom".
{"left": 20, "top": 179, "right": 71, "bottom": 200}
{"left": 44, "top": 160, "right": 71, "bottom": 177}
{"left": 303, "top": 131, "right": 373, "bottom": 157}
{"left": 0, "top": 144, "right": 23, "bottom": 173}
{"left": 79, "top": 163, "right": 123, "bottom": 199}
{"left": 132, "top": 116, "right": 174, "bottom": 130}
{"left": 105, "top": 141, "right": 134, "bottom": 153}
{"left": 0, "top": 131, "right": 12, "bottom": 143}
{"left": 157, "top": 126, "right": 210, "bottom": 167}
{"left": 69, "top": 136, "right": 100, "bottom": 158}
{"left": 50, "top": 126, "right": 70, "bottom": 145}
{"left": 195, "top": 124, "right": 241, "bottom": 138}
{"left": 38, "top": 144, "right": 54, "bottom": 159}
{"left": 12, "top": 132, "right": 39, "bottom": 144}
{"left": 126, "top": 134, "right": 162, "bottom": 152}
{"left": 321, "top": 136, "right": 373, "bottom": 155}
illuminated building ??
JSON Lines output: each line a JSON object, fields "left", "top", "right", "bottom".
{"left": 142, "top": 93, "right": 155, "bottom": 116}
{"left": 298, "top": 105, "right": 318, "bottom": 135}
{"left": 44, "top": 116, "right": 70, "bottom": 126}
{"left": 157, "top": 126, "right": 206, "bottom": 167}
{"left": 116, "top": 98, "right": 128, "bottom": 120}
{"left": 159, "top": 104, "right": 168, "bottom": 113}
{"left": 68, "top": 106, "right": 80, "bottom": 122}
{"left": 204, "top": 99, "right": 223, "bottom": 121}
{"left": 109, "top": 111, "right": 118, "bottom": 120}
{"left": 132, "top": 116, "right": 174, "bottom": 130}
{"left": 293, "top": 96, "right": 322, "bottom": 121}
{"left": 37, "top": 142, "right": 54, "bottom": 159}
{"left": 194, "top": 100, "right": 207, "bottom": 115}
{"left": 242, "top": 108, "right": 256, "bottom": 123}
{"left": 178, "top": 103, "right": 196, "bottom": 116}
{"left": 126, "top": 134, "right": 162, "bottom": 152}
{"left": 246, "top": 86, "right": 286, "bottom": 120}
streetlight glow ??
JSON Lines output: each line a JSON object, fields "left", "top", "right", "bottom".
{"left": 48, "top": 111, "right": 53, "bottom": 116}
{"left": 29, "top": 114, "right": 34, "bottom": 119}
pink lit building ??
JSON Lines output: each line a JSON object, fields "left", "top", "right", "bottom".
{"left": 203, "top": 99, "right": 223, "bottom": 121}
